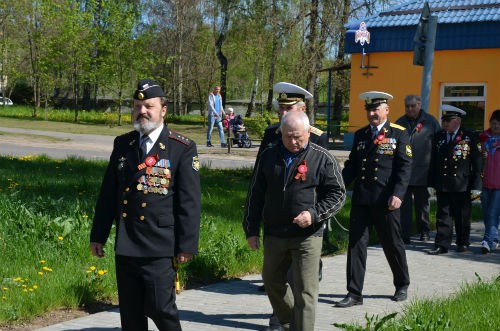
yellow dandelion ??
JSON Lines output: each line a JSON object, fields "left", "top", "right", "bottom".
{"left": 40, "top": 260, "right": 46, "bottom": 264}
{"left": 57, "top": 236, "right": 64, "bottom": 241}
{"left": 90, "top": 266, "right": 96, "bottom": 271}
{"left": 82, "top": 214, "right": 88, "bottom": 219}
{"left": 86, "top": 270, "right": 92, "bottom": 273}
{"left": 33, "top": 285, "right": 38, "bottom": 289}
{"left": 29, "top": 288, "right": 34, "bottom": 292}
{"left": 2, "top": 296, "right": 6, "bottom": 300}
{"left": 97, "top": 270, "right": 107, "bottom": 276}
{"left": 42, "top": 266, "right": 53, "bottom": 272}
{"left": 38, "top": 272, "right": 44, "bottom": 276}
{"left": 22, "top": 285, "right": 27, "bottom": 288}
{"left": 2, "top": 287, "right": 7, "bottom": 291}
{"left": 13, "top": 277, "right": 22, "bottom": 282}
{"left": 23, "top": 289, "right": 28, "bottom": 293}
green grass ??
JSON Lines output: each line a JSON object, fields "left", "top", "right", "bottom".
{"left": 334, "top": 274, "right": 500, "bottom": 331}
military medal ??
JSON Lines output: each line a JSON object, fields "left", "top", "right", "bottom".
{"left": 145, "top": 156, "right": 156, "bottom": 167}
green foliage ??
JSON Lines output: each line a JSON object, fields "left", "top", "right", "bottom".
{"left": 335, "top": 275, "right": 500, "bottom": 331}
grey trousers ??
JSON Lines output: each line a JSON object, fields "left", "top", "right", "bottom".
{"left": 262, "top": 235, "right": 322, "bottom": 331}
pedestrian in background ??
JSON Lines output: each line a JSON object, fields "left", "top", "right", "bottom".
{"left": 479, "top": 109, "right": 500, "bottom": 254}
{"left": 427, "top": 105, "right": 483, "bottom": 255}
{"left": 336, "top": 91, "right": 411, "bottom": 308}
{"left": 90, "top": 78, "right": 201, "bottom": 331}
{"left": 207, "top": 85, "right": 226, "bottom": 147}
{"left": 244, "top": 111, "right": 346, "bottom": 331}
{"left": 395, "top": 95, "right": 440, "bottom": 244}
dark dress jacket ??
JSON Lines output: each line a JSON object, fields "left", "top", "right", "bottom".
{"left": 395, "top": 110, "right": 440, "bottom": 186}
{"left": 90, "top": 125, "right": 201, "bottom": 257}
{"left": 432, "top": 127, "right": 483, "bottom": 192}
{"left": 342, "top": 121, "right": 412, "bottom": 206}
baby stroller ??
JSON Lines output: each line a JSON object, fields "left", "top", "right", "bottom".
{"left": 230, "top": 114, "right": 252, "bottom": 148}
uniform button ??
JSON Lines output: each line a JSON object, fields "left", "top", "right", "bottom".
{"left": 444, "top": 174, "right": 447, "bottom": 176}
{"left": 361, "top": 176, "right": 365, "bottom": 180}
{"left": 455, "top": 166, "right": 458, "bottom": 168}
{"left": 444, "top": 166, "right": 447, "bottom": 169}
{"left": 125, "top": 187, "right": 130, "bottom": 192}
{"left": 139, "top": 216, "right": 145, "bottom": 221}
{"left": 444, "top": 158, "right": 448, "bottom": 161}
{"left": 453, "top": 174, "right": 457, "bottom": 176}
{"left": 122, "top": 212, "right": 127, "bottom": 218}
{"left": 374, "top": 176, "right": 378, "bottom": 180}
{"left": 141, "top": 202, "right": 147, "bottom": 208}
{"left": 362, "top": 158, "right": 367, "bottom": 162}
{"left": 123, "top": 200, "right": 128, "bottom": 204}
{"left": 374, "top": 167, "right": 378, "bottom": 171}
{"left": 375, "top": 159, "right": 379, "bottom": 162}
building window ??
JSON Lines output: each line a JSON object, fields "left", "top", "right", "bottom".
{"left": 440, "top": 83, "right": 486, "bottom": 131}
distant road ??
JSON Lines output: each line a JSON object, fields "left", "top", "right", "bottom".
{"left": 0, "top": 127, "right": 258, "bottom": 169}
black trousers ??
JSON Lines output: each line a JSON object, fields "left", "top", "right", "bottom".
{"left": 435, "top": 191, "right": 471, "bottom": 249}
{"left": 346, "top": 205, "right": 410, "bottom": 298}
{"left": 115, "top": 255, "right": 181, "bottom": 331}
{"left": 400, "top": 185, "right": 431, "bottom": 240}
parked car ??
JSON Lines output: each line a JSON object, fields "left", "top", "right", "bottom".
{"left": 0, "top": 97, "right": 13, "bottom": 106}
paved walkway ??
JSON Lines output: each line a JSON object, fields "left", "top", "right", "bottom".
{"left": 36, "top": 223, "right": 499, "bottom": 331}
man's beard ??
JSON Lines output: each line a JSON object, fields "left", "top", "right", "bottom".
{"left": 134, "top": 118, "right": 160, "bottom": 134}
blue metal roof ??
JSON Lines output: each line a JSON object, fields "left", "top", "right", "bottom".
{"left": 345, "top": 0, "right": 500, "bottom": 53}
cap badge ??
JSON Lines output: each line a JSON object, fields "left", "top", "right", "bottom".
{"left": 280, "top": 92, "right": 287, "bottom": 99}
{"left": 137, "top": 92, "right": 145, "bottom": 100}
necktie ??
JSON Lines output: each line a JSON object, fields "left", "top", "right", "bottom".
{"left": 448, "top": 132, "right": 454, "bottom": 143}
{"left": 139, "top": 136, "right": 149, "bottom": 160}
{"left": 371, "top": 126, "right": 378, "bottom": 139}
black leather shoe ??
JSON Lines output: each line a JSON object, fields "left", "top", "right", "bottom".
{"left": 403, "top": 238, "right": 411, "bottom": 245}
{"left": 427, "top": 246, "right": 448, "bottom": 255}
{"left": 456, "top": 245, "right": 468, "bottom": 252}
{"left": 335, "top": 295, "right": 363, "bottom": 308}
{"left": 392, "top": 288, "right": 408, "bottom": 302}
{"left": 221, "top": 143, "right": 227, "bottom": 148}
{"left": 420, "top": 232, "right": 430, "bottom": 242}
{"left": 207, "top": 142, "right": 214, "bottom": 147}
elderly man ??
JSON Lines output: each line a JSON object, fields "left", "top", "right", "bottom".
{"left": 90, "top": 78, "right": 201, "bottom": 331}
{"left": 336, "top": 91, "right": 412, "bottom": 308}
{"left": 427, "top": 105, "right": 483, "bottom": 255}
{"left": 244, "top": 111, "right": 346, "bottom": 331}
{"left": 395, "top": 95, "right": 441, "bottom": 243}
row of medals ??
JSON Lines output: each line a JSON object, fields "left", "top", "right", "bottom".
{"left": 453, "top": 141, "right": 469, "bottom": 159}
{"left": 137, "top": 166, "right": 171, "bottom": 195}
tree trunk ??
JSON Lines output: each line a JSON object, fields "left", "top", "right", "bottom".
{"left": 215, "top": 5, "right": 230, "bottom": 107}
{"left": 246, "top": 60, "right": 259, "bottom": 117}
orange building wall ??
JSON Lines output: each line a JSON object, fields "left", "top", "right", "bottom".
{"left": 348, "top": 48, "right": 500, "bottom": 131}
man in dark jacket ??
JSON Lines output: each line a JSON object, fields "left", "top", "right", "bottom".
{"left": 427, "top": 105, "right": 483, "bottom": 255}
{"left": 90, "top": 79, "right": 201, "bottom": 331}
{"left": 336, "top": 91, "right": 412, "bottom": 308}
{"left": 396, "top": 95, "right": 441, "bottom": 243}
{"left": 244, "top": 111, "right": 346, "bottom": 331}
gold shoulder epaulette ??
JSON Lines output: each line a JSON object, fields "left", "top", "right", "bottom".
{"left": 390, "top": 123, "right": 406, "bottom": 131}
{"left": 310, "top": 126, "right": 324, "bottom": 136}
{"left": 168, "top": 131, "right": 190, "bottom": 145}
